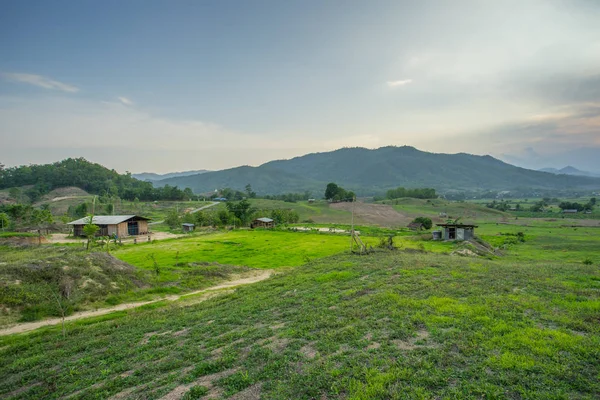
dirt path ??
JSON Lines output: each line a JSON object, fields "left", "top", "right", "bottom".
{"left": 330, "top": 202, "right": 412, "bottom": 227}
{"left": 0, "top": 270, "right": 273, "bottom": 336}
{"left": 47, "top": 231, "right": 182, "bottom": 244}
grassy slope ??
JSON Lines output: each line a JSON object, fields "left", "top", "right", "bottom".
{"left": 0, "top": 245, "right": 250, "bottom": 326}
{"left": 1, "top": 251, "right": 599, "bottom": 399}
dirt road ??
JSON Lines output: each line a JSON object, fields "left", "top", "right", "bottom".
{"left": 0, "top": 270, "right": 273, "bottom": 336}
{"left": 330, "top": 202, "right": 412, "bottom": 227}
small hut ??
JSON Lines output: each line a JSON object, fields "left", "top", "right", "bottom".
{"left": 435, "top": 223, "right": 478, "bottom": 241}
{"left": 68, "top": 215, "right": 150, "bottom": 237}
{"left": 182, "top": 223, "right": 195, "bottom": 233}
{"left": 407, "top": 221, "right": 423, "bottom": 231}
{"left": 251, "top": 217, "right": 274, "bottom": 229}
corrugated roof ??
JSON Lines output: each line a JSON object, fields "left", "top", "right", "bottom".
{"left": 67, "top": 215, "right": 149, "bottom": 225}
{"left": 182, "top": 223, "right": 195, "bottom": 226}
{"left": 255, "top": 217, "right": 274, "bottom": 222}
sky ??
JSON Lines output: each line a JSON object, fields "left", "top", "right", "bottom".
{"left": 1, "top": 0, "right": 599, "bottom": 173}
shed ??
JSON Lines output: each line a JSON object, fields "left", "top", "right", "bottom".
{"left": 251, "top": 217, "right": 274, "bottom": 229}
{"left": 182, "top": 223, "right": 195, "bottom": 233}
{"left": 562, "top": 209, "right": 578, "bottom": 214}
{"left": 407, "top": 222, "right": 423, "bottom": 231}
{"left": 435, "top": 223, "right": 478, "bottom": 241}
{"left": 432, "top": 230, "right": 442, "bottom": 240}
{"left": 68, "top": 215, "right": 150, "bottom": 237}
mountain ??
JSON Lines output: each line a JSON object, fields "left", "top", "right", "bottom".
{"left": 133, "top": 170, "right": 209, "bottom": 182}
{"left": 153, "top": 146, "right": 600, "bottom": 195}
{"left": 539, "top": 166, "right": 600, "bottom": 177}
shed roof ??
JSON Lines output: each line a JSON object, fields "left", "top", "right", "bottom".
{"left": 67, "top": 215, "right": 150, "bottom": 225}
{"left": 436, "top": 223, "right": 478, "bottom": 228}
{"left": 255, "top": 217, "right": 274, "bottom": 223}
{"left": 182, "top": 223, "right": 195, "bottom": 227}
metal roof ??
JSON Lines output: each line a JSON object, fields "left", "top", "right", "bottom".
{"left": 182, "top": 223, "right": 195, "bottom": 226}
{"left": 255, "top": 217, "right": 274, "bottom": 222}
{"left": 436, "top": 223, "right": 478, "bottom": 228}
{"left": 67, "top": 215, "right": 150, "bottom": 225}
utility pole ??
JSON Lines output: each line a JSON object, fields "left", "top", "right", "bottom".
{"left": 350, "top": 196, "right": 356, "bottom": 253}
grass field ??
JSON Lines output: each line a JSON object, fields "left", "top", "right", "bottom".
{"left": 2, "top": 196, "right": 600, "bottom": 399}
{"left": 381, "top": 198, "right": 509, "bottom": 221}
{"left": 1, "top": 251, "right": 599, "bottom": 399}
{"left": 113, "top": 230, "right": 380, "bottom": 271}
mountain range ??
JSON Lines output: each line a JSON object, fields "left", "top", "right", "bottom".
{"left": 538, "top": 166, "right": 600, "bottom": 178}
{"left": 151, "top": 146, "right": 600, "bottom": 195}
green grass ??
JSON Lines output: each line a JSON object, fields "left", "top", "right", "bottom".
{"left": 113, "top": 229, "right": 380, "bottom": 271}
{"left": 0, "top": 232, "right": 38, "bottom": 238}
{"left": 0, "top": 244, "right": 250, "bottom": 326}
{"left": 382, "top": 198, "right": 509, "bottom": 220}
{"left": 1, "top": 251, "right": 599, "bottom": 399}
{"left": 248, "top": 199, "right": 353, "bottom": 224}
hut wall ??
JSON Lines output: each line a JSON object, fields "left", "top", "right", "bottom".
{"left": 117, "top": 222, "right": 129, "bottom": 237}
{"left": 108, "top": 225, "right": 118, "bottom": 236}
{"left": 138, "top": 220, "right": 148, "bottom": 234}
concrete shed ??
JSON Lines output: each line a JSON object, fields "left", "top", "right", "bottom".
{"left": 434, "top": 223, "right": 478, "bottom": 241}
{"left": 68, "top": 215, "right": 150, "bottom": 237}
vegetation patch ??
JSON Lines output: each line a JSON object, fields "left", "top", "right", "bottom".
{"left": 1, "top": 251, "right": 599, "bottom": 398}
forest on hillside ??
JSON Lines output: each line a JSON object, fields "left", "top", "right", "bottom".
{"left": 0, "top": 158, "right": 192, "bottom": 202}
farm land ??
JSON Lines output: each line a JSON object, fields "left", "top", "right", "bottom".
{"left": 1, "top": 191, "right": 599, "bottom": 399}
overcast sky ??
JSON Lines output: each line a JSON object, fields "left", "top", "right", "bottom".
{"left": 1, "top": 0, "right": 599, "bottom": 173}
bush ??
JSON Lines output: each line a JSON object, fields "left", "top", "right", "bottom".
{"left": 583, "top": 259, "right": 593, "bottom": 265}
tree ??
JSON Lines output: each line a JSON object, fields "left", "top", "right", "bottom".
{"left": 83, "top": 215, "right": 99, "bottom": 250}
{"left": 245, "top": 184, "right": 256, "bottom": 198}
{"left": 226, "top": 199, "right": 255, "bottom": 226}
{"left": 412, "top": 217, "right": 433, "bottom": 230}
{"left": 165, "top": 209, "right": 181, "bottom": 229}
{"left": 325, "top": 183, "right": 339, "bottom": 200}
{"left": 0, "top": 212, "right": 9, "bottom": 231}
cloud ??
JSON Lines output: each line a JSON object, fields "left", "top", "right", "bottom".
{"left": 387, "top": 79, "right": 412, "bottom": 87}
{"left": 118, "top": 96, "right": 133, "bottom": 106}
{"left": 1, "top": 72, "right": 79, "bottom": 93}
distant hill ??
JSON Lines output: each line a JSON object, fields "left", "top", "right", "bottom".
{"left": 0, "top": 158, "right": 191, "bottom": 201}
{"left": 539, "top": 166, "right": 600, "bottom": 178}
{"left": 154, "top": 146, "right": 600, "bottom": 195}
{"left": 133, "top": 170, "right": 209, "bottom": 182}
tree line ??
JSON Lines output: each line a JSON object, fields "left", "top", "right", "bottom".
{"left": 386, "top": 187, "right": 437, "bottom": 200}
{"left": 0, "top": 158, "right": 192, "bottom": 202}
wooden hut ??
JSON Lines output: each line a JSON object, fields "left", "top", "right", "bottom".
{"left": 251, "top": 217, "right": 274, "bottom": 229}
{"left": 68, "top": 215, "right": 150, "bottom": 238}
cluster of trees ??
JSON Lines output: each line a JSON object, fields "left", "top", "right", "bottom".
{"left": 386, "top": 187, "right": 437, "bottom": 200}
{"left": 486, "top": 200, "right": 515, "bottom": 211}
{"left": 0, "top": 158, "right": 192, "bottom": 202}
{"left": 165, "top": 199, "right": 300, "bottom": 229}
{"left": 324, "top": 183, "right": 355, "bottom": 202}
{"left": 559, "top": 198, "right": 596, "bottom": 212}
{"left": 0, "top": 204, "right": 53, "bottom": 230}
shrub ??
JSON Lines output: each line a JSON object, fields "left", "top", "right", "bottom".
{"left": 583, "top": 259, "right": 593, "bottom": 265}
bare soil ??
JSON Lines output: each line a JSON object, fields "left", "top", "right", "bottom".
{"left": 330, "top": 202, "right": 412, "bottom": 227}
{"left": 47, "top": 231, "right": 182, "bottom": 244}
{"left": 0, "top": 270, "right": 273, "bottom": 336}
